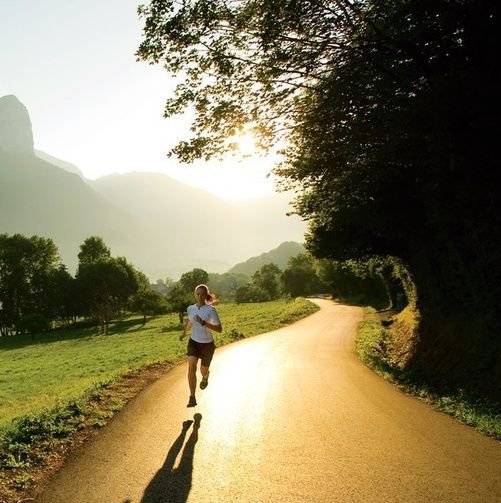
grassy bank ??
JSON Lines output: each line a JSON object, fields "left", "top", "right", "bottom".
{"left": 0, "top": 298, "right": 318, "bottom": 500}
{"left": 356, "top": 309, "right": 501, "bottom": 440}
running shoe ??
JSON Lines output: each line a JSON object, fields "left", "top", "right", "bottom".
{"left": 200, "top": 373, "right": 209, "bottom": 390}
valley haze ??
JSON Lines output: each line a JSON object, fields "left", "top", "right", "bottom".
{"left": 0, "top": 95, "right": 306, "bottom": 280}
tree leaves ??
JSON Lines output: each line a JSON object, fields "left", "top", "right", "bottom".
{"left": 137, "top": 0, "right": 354, "bottom": 160}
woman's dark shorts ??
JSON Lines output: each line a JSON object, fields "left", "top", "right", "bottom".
{"left": 187, "top": 338, "right": 216, "bottom": 367}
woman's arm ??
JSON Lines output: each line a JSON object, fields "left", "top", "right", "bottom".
{"left": 205, "top": 320, "right": 222, "bottom": 333}
{"left": 208, "top": 307, "right": 223, "bottom": 333}
{"left": 194, "top": 314, "right": 222, "bottom": 333}
{"left": 180, "top": 319, "right": 192, "bottom": 341}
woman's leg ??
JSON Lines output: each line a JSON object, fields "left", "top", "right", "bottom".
{"left": 200, "top": 343, "right": 215, "bottom": 389}
{"left": 188, "top": 355, "right": 198, "bottom": 397}
{"left": 200, "top": 365, "right": 209, "bottom": 379}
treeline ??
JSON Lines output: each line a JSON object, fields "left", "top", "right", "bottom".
{"left": 0, "top": 231, "right": 405, "bottom": 337}
{"left": 156, "top": 262, "right": 308, "bottom": 323}
{"left": 162, "top": 253, "right": 404, "bottom": 314}
{"left": 0, "top": 234, "right": 166, "bottom": 336}
{"left": 233, "top": 255, "right": 401, "bottom": 308}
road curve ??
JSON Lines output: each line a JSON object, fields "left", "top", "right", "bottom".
{"left": 37, "top": 300, "right": 501, "bottom": 503}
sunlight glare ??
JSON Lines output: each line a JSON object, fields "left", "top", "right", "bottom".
{"left": 164, "top": 156, "right": 278, "bottom": 202}
{"left": 202, "top": 342, "right": 269, "bottom": 448}
{"left": 232, "top": 132, "right": 258, "bottom": 157}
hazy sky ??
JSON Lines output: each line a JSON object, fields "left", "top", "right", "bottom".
{"left": 0, "top": 0, "right": 278, "bottom": 201}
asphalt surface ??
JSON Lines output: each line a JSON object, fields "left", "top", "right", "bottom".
{"left": 36, "top": 300, "right": 501, "bottom": 503}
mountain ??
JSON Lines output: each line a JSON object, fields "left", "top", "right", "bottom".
{"left": 35, "top": 150, "right": 85, "bottom": 178}
{"left": 0, "top": 95, "right": 306, "bottom": 279}
{"left": 228, "top": 241, "right": 306, "bottom": 274}
{"left": 0, "top": 95, "right": 34, "bottom": 154}
{"left": 89, "top": 172, "right": 307, "bottom": 277}
{"left": 0, "top": 149, "right": 149, "bottom": 272}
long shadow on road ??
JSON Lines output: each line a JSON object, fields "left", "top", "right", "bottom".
{"left": 139, "top": 413, "right": 202, "bottom": 503}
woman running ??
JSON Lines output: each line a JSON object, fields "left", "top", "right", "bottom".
{"left": 180, "top": 284, "right": 222, "bottom": 407}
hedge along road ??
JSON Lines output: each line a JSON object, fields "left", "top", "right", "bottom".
{"left": 36, "top": 299, "right": 501, "bottom": 503}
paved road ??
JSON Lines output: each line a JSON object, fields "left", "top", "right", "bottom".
{"left": 37, "top": 300, "right": 501, "bottom": 503}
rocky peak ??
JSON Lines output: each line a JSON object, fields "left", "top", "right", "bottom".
{"left": 0, "top": 95, "right": 35, "bottom": 154}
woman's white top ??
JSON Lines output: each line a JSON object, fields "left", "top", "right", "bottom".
{"left": 187, "top": 303, "right": 221, "bottom": 343}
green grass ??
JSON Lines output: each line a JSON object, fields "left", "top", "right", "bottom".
{"left": 216, "top": 296, "right": 319, "bottom": 343}
{"left": 356, "top": 317, "right": 395, "bottom": 377}
{"left": 0, "top": 317, "right": 181, "bottom": 429}
{"left": 0, "top": 298, "right": 318, "bottom": 431}
{"left": 356, "top": 311, "right": 501, "bottom": 440}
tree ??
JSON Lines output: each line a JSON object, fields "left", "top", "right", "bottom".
{"left": 315, "top": 258, "right": 389, "bottom": 310}
{"left": 129, "top": 270, "right": 168, "bottom": 324}
{"left": 252, "top": 263, "right": 282, "bottom": 300}
{"left": 208, "top": 272, "right": 250, "bottom": 300}
{"left": 179, "top": 268, "right": 209, "bottom": 294}
{"left": 76, "top": 237, "right": 138, "bottom": 332}
{"left": 46, "top": 265, "right": 78, "bottom": 326}
{"left": 76, "top": 257, "right": 140, "bottom": 334}
{"left": 281, "top": 253, "right": 324, "bottom": 298}
{"left": 235, "top": 283, "right": 269, "bottom": 304}
{"left": 152, "top": 277, "right": 175, "bottom": 295}
{"left": 77, "top": 236, "right": 111, "bottom": 267}
{"left": 0, "top": 233, "right": 61, "bottom": 335}
{"left": 138, "top": 0, "right": 501, "bottom": 396}
{"left": 130, "top": 288, "right": 168, "bottom": 324}
{"left": 137, "top": 0, "right": 353, "bottom": 161}
{"left": 167, "top": 285, "right": 193, "bottom": 324}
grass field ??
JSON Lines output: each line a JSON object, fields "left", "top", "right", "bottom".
{"left": 0, "top": 298, "right": 318, "bottom": 430}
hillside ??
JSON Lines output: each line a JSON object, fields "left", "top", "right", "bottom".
{"left": 0, "top": 149, "right": 146, "bottom": 271}
{"left": 228, "top": 241, "right": 305, "bottom": 274}
{"left": 35, "top": 150, "right": 85, "bottom": 178}
{"left": 89, "top": 172, "right": 307, "bottom": 278}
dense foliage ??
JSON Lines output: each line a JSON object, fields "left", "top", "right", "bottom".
{"left": 235, "top": 254, "right": 332, "bottom": 303}
{"left": 138, "top": 0, "right": 501, "bottom": 394}
{"left": 0, "top": 234, "right": 63, "bottom": 335}
{"left": 0, "top": 234, "right": 165, "bottom": 335}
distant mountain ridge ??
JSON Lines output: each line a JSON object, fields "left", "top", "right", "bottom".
{"left": 0, "top": 149, "right": 146, "bottom": 272}
{"left": 35, "top": 150, "right": 85, "bottom": 178}
{"left": 228, "top": 241, "right": 305, "bottom": 274}
{"left": 0, "top": 95, "right": 306, "bottom": 279}
{"left": 0, "top": 95, "right": 34, "bottom": 154}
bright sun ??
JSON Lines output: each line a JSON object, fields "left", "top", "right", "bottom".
{"left": 163, "top": 129, "right": 280, "bottom": 202}
{"left": 232, "top": 132, "right": 258, "bottom": 157}
{"left": 200, "top": 156, "right": 276, "bottom": 202}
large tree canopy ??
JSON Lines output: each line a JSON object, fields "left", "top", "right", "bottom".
{"left": 138, "top": 0, "right": 501, "bottom": 392}
{"left": 137, "top": 0, "right": 499, "bottom": 306}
